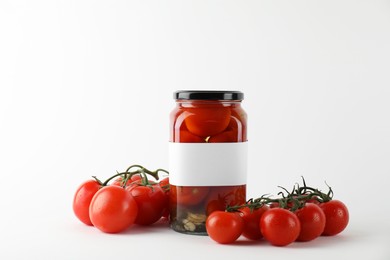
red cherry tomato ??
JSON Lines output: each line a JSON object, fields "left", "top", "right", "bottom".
{"left": 208, "top": 130, "right": 238, "bottom": 142}
{"left": 207, "top": 117, "right": 243, "bottom": 143}
{"left": 295, "top": 203, "right": 326, "bottom": 241}
{"left": 169, "top": 185, "right": 210, "bottom": 206}
{"left": 73, "top": 179, "right": 101, "bottom": 226}
{"left": 159, "top": 177, "right": 170, "bottom": 219}
{"left": 206, "top": 211, "right": 244, "bottom": 244}
{"left": 184, "top": 106, "right": 231, "bottom": 137}
{"left": 204, "top": 186, "right": 246, "bottom": 216}
{"left": 306, "top": 195, "right": 321, "bottom": 205}
{"left": 126, "top": 182, "right": 168, "bottom": 225}
{"left": 89, "top": 185, "right": 138, "bottom": 233}
{"left": 240, "top": 205, "right": 269, "bottom": 240}
{"left": 206, "top": 199, "right": 226, "bottom": 216}
{"left": 320, "top": 200, "right": 349, "bottom": 236}
{"left": 159, "top": 177, "right": 170, "bottom": 193}
{"left": 111, "top": 174, "right": 142, "bottom": 187}
{"left": 175, "top": 130, "right": 205, "bottom": 142}
{"left": 260, "top": 208, "right": 301, "bottom": 246}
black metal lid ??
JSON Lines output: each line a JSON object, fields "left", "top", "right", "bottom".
{"left": 174, "top": 90, "right": 244, "bottom": 100}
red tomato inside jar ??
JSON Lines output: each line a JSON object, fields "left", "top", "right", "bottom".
{"left": 169, "top": 90, "right": 247, "bottom": 235}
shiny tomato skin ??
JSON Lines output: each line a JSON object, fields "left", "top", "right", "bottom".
{"left": 240, "top": 205, "right": 269, "bottom": 240}
{"left": 176, "top": 130, "right": 205, "bottom": 142}
{"left": 159, "top": 177, "right": 170, "bottom": 192}
{"left": 126, "top": 183, "right": 167, "bottom": 225}
{"left": 111, "top": 176, "right": 137, "bottom": 187}
{"left": 206, "top": 211, "right": 244, "bottom": 244}
{"left": 169, "top": 185, "right": 210, "bottom": 206}
{"left": 184, "top": 106, "right": 231, "bottom": 137}
{"left": 159, "top": 177, "right": 170, "bottom": 219}
{"left": 208, "top": 130, "right": 238, "bottom": 143}
{"left": 206, "top": 199, "right": 226, "bottom": 216}
{"left": 295, "top": 203, "right": 326, "bottom": 241}
{"left": 89, "top": 185, "right": 138, "bottom": 233}
{"left": 73, "top": 180, "right": 101, "bottom": 226}
{"left": 320, "top": 200, "right": 349, "bottom": 236}
{"left": 260, "top": 208, "right": 301, "bottom": 246}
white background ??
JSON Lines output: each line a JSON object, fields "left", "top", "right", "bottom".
{"left": 1, "top": 0, "right": 390, "bottom": 259}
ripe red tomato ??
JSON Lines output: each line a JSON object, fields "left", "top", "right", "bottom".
{"left": 260, "top": 208, "right": 301, "bottom": 246}
{"left": 126, "top": 182, "right": 167, "bottom": 225}
{"left": 159, "top": 177, "right": 170, "bottom": 219}
{"left": 206, "top": 199, "right": 226, "bottom": 216}
{"left": 111, "top": 174, "right": 141, "bottom": 187}
{"left": 208, "top": 130, "right": 238, "bottom": 142}
{"left": 89, "top": 185, "right": 138, "bottom": 233}
{"left": 175, "top": 130, "right": 205, "bottom": 142}
{"left": 305, "top": 195, "right": 320, "bottom": 205}
{"left": 206, "top": 211, "right": 244, "bottom": 244}
{"left": 320, "top": 200, "right": 349, "bottom": 236}
{"left": 73, "top": 180, "right": 101, "bottom": 226}
{"left": 184, "top": 106, "right": 231, "bottom": 137}
{"left": 295, "top": 203, "right": 326, "bottom": 241}
{"left": 169, "top": 185, "right": 210, "bottom": 206}
{"left": 240, "top": 205, "right": 269, "bottom": 240}
{"left": 159, "top": 177, "right": 170, "bottom": 192}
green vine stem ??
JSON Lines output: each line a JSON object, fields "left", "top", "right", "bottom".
{"left": 226, "top": 178, "right": 333, "bottom": 213}
{"left": 92, "top": 164, "right": 169, "bottom": 187}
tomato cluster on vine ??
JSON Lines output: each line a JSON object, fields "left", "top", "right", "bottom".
{"left": 206, "top": 178, "right": 349, "bottom": 246}
{"left": 73, "top": 169, "right": 349, "bottom": 247}
{"left": 72, "top": 165, "right": 170, "bottom": 233}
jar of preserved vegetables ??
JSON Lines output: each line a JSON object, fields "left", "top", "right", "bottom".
{"left": 169, "top": 90, "right": 247, "bottom": 235}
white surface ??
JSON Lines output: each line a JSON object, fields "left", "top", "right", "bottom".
{"left": 169, "top": 142, "right": 247, "bottom": 185}
{"left": 1, "top": 0, "right": 390, "bottom": 259}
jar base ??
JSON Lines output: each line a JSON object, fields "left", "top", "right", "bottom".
{"left": 170, "top": 223, "right": 208, "bottom": 236}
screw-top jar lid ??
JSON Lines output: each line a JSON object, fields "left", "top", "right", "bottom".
{"left": 174, "top": 90, "right": 244, "bottom": 100}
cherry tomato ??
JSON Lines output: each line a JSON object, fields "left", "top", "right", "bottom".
{"left": 208, "top": 130, "right": 238, "bottom": 142}
{"left": 73, "top": 180, "right": 101, "bottom": 226}
{"left": 295, "top": 203, "right": 326, "bottom": 241}
{"left": 320, "top": 200, "right": 349, "bottom": 236}
{"left": 184, "top": 106, "right": 231, "bottom": 137}
{"left": 159, "top": 177, "right": 170, "bottom": 219}
{"left": 111, "top": 174, "right": 142, "bottom": 187}
{"left": 207, "top": 117, "right": 243, "bottom": 143}
{"left": 240, "top": 205, "right": 269, "bottom": 240}
{"left": 206, "top": 199, "right": 226, "bottom": 216}
{"left": 269, "top": 202, "right": 280, "bottom": 208}
{"left": 89, "top": 185, "right": 138, "bottom": 233}
{"left": 159, "top": 177, "right": 170, "bottom": 192}
{"left": 260, "top": 208, "right": 301, "bottom": 246}
{"left": 230, "top": 106, "right": 247, "bottom": 141}
{"left": 170, "top": 185, "right": 210, "bottom": 206}
{"left": 175, "top": 130, "right": 205, "bottom": 142}
{"left": 204, "top": 186, "right": 246, "bottom": 216}
{"left": 306, "top": 195, "right": 321, "bottom": 205}
{"left": 126, "top": 182, "right": 167, "bottom": 225}
{"left": 206, "top": 211, "right": 244, "bottom": 244}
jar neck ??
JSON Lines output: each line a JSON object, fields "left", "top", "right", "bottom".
{"left": 176, "top": 100, "right": 242, "bottom": 108}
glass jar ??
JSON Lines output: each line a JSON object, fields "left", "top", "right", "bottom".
{"left": 169, "top": 90, "right": 247, "bottom": 235}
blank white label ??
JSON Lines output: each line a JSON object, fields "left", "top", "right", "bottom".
{"left": 169, "top": 142, "right": 247, "bottom": 186}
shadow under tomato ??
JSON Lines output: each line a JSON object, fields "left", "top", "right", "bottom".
{"left": 118, "top": 218, "right": 170, "bottom": 235}
{"left": 222, "top": 238, "right": 266, "bottom": 247}
{"left": 278, "top": 234, "right": 353, "bottom": 249}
